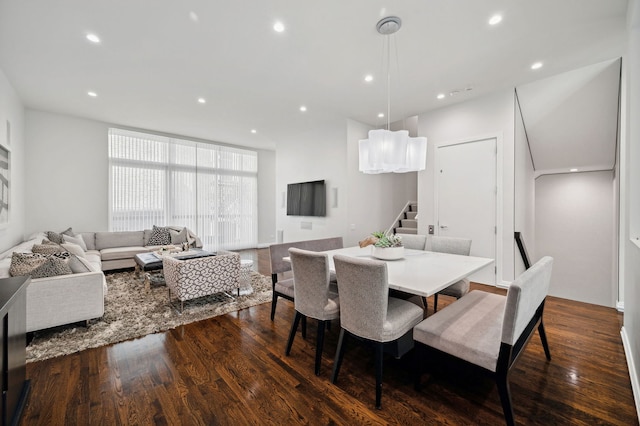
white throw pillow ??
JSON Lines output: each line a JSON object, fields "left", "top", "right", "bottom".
{"left": 63, "top": 234, "right": 87, "bottom": 251}
{"left": 61, "top": 242, "right": 86, "bottom": 258}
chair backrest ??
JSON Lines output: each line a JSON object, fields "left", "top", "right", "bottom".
{"left": 501, "top": 256, "right": 553, "bottom": 345}
{"left": 269, "top": 237, "right": 344, "bottom": 275}
{"left": 428, "top": 235, "right": 472, "bottom": 256}
{"left": 400, "top": 234, "right": 427, "bottom": 250}
{"left": 288, "top": 248, "right": 332, "bottom": 320}
{"left": 333, "top": 254, "right": 389, "bottom": 341}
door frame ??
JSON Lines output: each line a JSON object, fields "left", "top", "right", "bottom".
{"left": 434, "top": 132, "right": 504, "bottom": 287}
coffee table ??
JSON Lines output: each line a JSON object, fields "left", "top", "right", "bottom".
{"left": 134, "top": 248, "right": 215, "bottom": 291}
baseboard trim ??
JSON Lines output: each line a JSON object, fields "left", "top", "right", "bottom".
{"left": 497, "top": 280, "right": 511, "bottom": 289}
{"left": 617, "top": 301, "right": 625, "bottom": 312}
{"left": 621, "top": 326, "right": 640, "bottom": 421}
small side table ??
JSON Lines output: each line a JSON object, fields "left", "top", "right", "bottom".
{"left": 239, "top": 259, "right": 254, "bottom": 291}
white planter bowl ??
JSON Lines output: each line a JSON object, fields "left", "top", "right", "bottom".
{"left": 371, "top": 246, "right": 405, "bottom": 261}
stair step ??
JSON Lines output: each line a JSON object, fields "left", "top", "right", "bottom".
{"left": 409, "top": 204, "right": 418, "bottom": 212}
{"left": 400, "top": 219, "right": 418, "bottom": 228}
{"left": 395, "top": 227, "right": 418, "bottom": 235}
{"left": 405, "top": 211, "right": 418, "bottom": 220}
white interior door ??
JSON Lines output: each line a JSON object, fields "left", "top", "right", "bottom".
{"left": 436, "top": 138, "right": 497, "bottom": 285}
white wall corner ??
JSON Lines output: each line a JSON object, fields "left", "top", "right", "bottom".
{"left": 621, "top": 327, "right": 640, "bottom": 421}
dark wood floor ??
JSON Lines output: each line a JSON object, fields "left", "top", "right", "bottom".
{"left": 20, "top": 272, "right": 638, "bottom": 425}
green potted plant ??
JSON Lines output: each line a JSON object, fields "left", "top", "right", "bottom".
{"left": 360, "top": 231, "right": 405, "bottom": 260}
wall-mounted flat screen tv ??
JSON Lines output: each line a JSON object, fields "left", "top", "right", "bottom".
{"left": 287, "top": 180, "right": 326, "bottom": 217}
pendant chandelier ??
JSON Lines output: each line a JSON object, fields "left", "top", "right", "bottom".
{"left": 359, "top": 16, "right": 427, "bottom": 174}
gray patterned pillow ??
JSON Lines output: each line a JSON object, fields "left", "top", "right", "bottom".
{"left": 32, "top": 243, "right": 65, "bottom": 255}
{"left": 147, "top": 225, "right": 171, "bottom": 246}
{"left": 46, "top": 231, "right": 65, "bottom": 244}
{"left": 9, "top": 252, "right": 73, "bottom": 278}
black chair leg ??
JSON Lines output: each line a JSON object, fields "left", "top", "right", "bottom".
{"left": 270, "top": 293, "right": 278, "bottom": 321}
{"left": 434, "top": 294, "right": 439, "bottom": 312}
{"left": 496, "top": 374, "right": 515, "bottom": 426}
{"left": 538, "top": 321, "right": 552, "bottom": 361}
{"left": 421, "top": 296, "right": 428, "bottom": 314}
{"left": 331, "top": 329, "right": 347, "bottom": 384}
{"left": 315, "top": 321, "right": 327, "bottom": 375}
{"left": 375, "top": 342, "right": 384, "bottom": 409}
{"left": 301, "top": 316, "right": 307, "bottom": 339}
{"left": 285, "top": 311, "right": 302, "bottom": 355}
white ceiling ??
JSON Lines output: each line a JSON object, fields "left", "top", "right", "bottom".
{"left": 0, "top": 0, "right": 629, "bottom": 151}
{"left": 517, "top": 59, "right": 621, "bottom": 176}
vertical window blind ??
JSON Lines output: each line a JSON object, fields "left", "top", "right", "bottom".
{"left": 108, "top": 128, "right": 258, "bottom": 251}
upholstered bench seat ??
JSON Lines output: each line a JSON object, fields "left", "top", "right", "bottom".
{"left": 413, "top": 290, "right": 505, "bottom": 372}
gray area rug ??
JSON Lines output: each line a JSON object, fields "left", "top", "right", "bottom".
{"left": 26, "top": 269, "right": 273, "bottom": 363}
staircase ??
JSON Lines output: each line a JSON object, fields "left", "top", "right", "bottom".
{"left": 392, "top": 202, "right": 418, "bottom": 235}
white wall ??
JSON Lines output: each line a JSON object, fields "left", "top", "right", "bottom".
{"left": 275, "top": 119, "right": 349, "bottom": 242}
{"left": 24, "top": 109, "right": 276, "bottom": 245}
{"left": 622, "top": 0, "right": 640, "bottom": 417}
{"left": 417, "top": 89, "right": 516, "bottom": 283}
{"left": 514, "top": 94, "right": 536, "bottom": 276}
{"left": 275, "top": 118, "right": 418, "bottom": 247}
{"left": 0, "top": 68, "right": 25, "bottom": 253}
{"left": 535, "top": 171, "right": 616, "bottom": 307}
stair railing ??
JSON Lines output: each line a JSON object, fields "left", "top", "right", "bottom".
{"left": 386, "top": 200, "right": 417, "bottom": 235}
{"left": 514, "top": 231, "right": 531, "bottom": 270}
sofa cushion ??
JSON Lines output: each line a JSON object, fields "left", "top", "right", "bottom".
{"left": 32, "top": 243, "right": 66, "bottom": 255}
{"left": 68, "top": 255, "right": 92, "bottom": 273}
{"left": 61, "top": 242, "right": 86, "bottom": 258}
{"left": 147, "top": 225, "right": 171, "bottom": 246}
{"left": 170, "top": 227, "right": 189, "bottom": 245}
{"left": 9, "top": 252, "right": 73, "bottom": 279}
{"left": 63, "top": 234, "right": 87, "bottom": 251}
{"left": 100, "top": 246, "right": 149, "bottom": 261}
{"left": 79, "top": 232, "right": 96, "bottom": 251}
{"left": 95, "top": 231, "right": 144, "bottom": 250}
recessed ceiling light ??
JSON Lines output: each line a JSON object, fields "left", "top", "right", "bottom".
{"left": 378, "top": 113, "right": 384, "bottom": 118}
{"left": 273, "top": 21, "right": 285, "bottom": 33}
{"left": 189, "top": 11, "right": 199, "bottom": 22}
{"left": 299, "top": 106, "right": 307, "bottom": 112}
{"left": 570, "top": 168, "right": 578, "bottom": 172}
{"left": 197, "top": 98, "right": 206, "bottom": 104}
{"left": 87, "top": 91, "right": 97, "bottom": 97}
{"left": 489, "top": 15, "right": 502, "bottom": 25}
{"left": 437, "top": 93, "right": 445, "bottom": 100}
{"left": 86, "top": 34, "right": 100, "bottom": 43}
{"left": 251, "top": 129, "right": 257, "bottom": 134}
{"left": 364, "top": 75, "right": 373, "bottom": 83}
{"left": 531, "top": 62, "right": 543, "bottom": 70}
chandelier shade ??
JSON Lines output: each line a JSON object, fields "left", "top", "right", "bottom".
{"left": 358, "top": 16, "right": 427, "bottom": 174}
{"left": 359, "top": 129, "right": 427, "bottom": 174}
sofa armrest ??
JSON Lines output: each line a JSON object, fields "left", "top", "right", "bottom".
{"left": 26, "top": 271, "right": 106, "bottom": 332}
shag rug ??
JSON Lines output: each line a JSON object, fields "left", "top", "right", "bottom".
{"left": 26, "top": 269, "right": 273, "bottom": 363}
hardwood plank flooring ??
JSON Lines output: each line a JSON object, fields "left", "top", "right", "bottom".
{"left": 21, "top": 279, "right": 638, "bottom": 425}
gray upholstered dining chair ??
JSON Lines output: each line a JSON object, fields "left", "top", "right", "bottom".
{"left": 285, "top": 248, "right": 340, "bottom": 376}
{"left": 413, "top": 256, "right": 553, "bottom": 426}
{"left": 427, "top": 235, "right": 472, "bottom": 312}
{"left": 399, "top": 234, "right": 427, "bottom": 250}
{"left": 331, "top": 254, "right": 424, "bottom": 409}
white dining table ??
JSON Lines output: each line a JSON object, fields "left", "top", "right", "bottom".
{"left": 319, "top": 246, "right": 494, "bottom": 298}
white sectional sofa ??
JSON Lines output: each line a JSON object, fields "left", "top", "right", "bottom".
{"left": 0, "top": 227, "right": 202, "bottom": 332}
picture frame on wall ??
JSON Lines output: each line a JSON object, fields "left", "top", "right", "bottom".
{"left": 0, "top": 141, "right": 9, "bottom": 228}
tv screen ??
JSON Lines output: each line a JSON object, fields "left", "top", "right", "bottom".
{"left": 287, "top": 180, "right": 326, "bottom": 217}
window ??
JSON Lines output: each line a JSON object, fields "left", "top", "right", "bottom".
{"left": 108, "top": 128, "right": 258, "bottom": 251}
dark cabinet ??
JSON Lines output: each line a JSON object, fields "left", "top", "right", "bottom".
{"left": 0, "top": 276, "right": 30, "bottom": 426}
